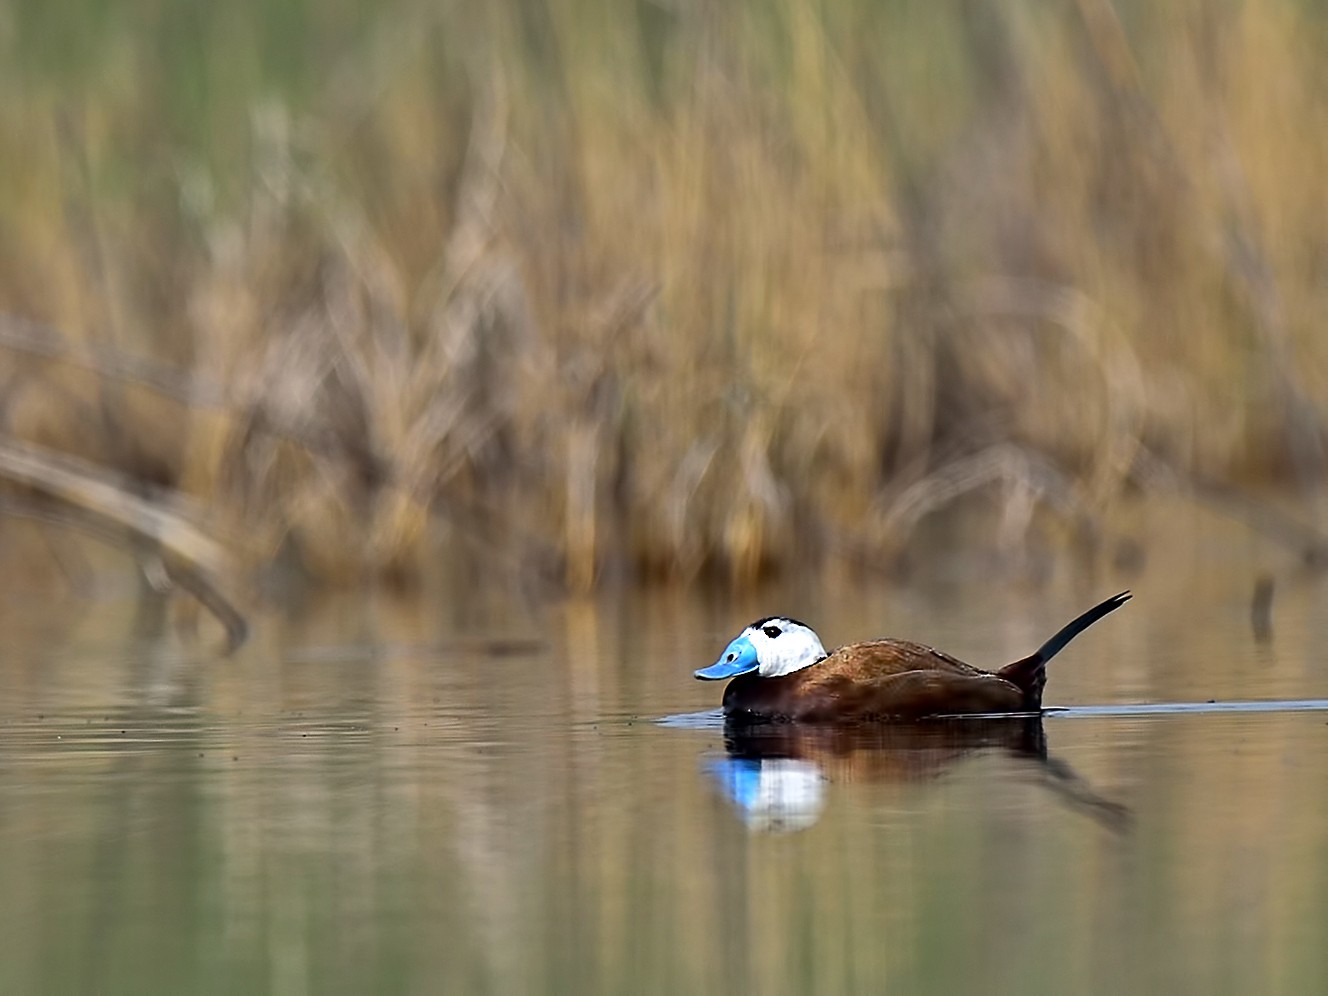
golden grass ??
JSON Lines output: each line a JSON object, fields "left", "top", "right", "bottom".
{"left": 0, "top": 1, "right": 1326, "bottom": 591}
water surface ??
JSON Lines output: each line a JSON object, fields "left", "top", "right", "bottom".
{"left": 3, "top": 523, "right": 1328, "bottom": 993}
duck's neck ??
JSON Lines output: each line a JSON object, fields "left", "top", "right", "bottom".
{"left": 759, "top": 651, "right": 827, "bottom": 679}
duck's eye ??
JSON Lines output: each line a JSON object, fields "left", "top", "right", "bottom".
{"left": 762, "top": 625, "right": 782, "bottom": 639}
{"left": 726, "top": 652, "right": 736, "bottom": 663}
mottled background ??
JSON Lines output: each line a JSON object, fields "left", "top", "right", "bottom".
{"left": 3, "top": 3, "right": 1328, "bottom": 993}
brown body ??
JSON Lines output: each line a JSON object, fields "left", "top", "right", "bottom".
{"left": 722, "top": 640, "right": 1032, "bottom": 721}
{"left": 720, "top": 591, "right": 1131, "bottom": 723}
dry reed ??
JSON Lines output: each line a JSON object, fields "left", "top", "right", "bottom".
{"left": 0, "top": 1, "right": 1326, "bottom": 597}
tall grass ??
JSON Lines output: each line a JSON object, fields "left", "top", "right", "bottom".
{"left": 1, "top": 0, "right": 1327, "bottom": 592}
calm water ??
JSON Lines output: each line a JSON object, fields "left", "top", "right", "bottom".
{"left": 3, "top": 517, "right": 1328, "bottom": 993}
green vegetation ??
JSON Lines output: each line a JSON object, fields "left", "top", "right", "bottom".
{"left": 2, "top": 1, "right": 1326, "bottom": 594}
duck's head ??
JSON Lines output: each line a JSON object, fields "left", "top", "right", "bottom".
{"left": 695, "top": 617, "right": 827, "bottom": 680}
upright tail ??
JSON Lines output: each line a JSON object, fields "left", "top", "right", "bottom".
{"left": 996, "top": 591, "right": 1132, "bottom": 708}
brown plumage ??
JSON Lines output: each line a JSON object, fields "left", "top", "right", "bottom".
{"left": 720, "top": 591, "right": 1131, "bottom": 723}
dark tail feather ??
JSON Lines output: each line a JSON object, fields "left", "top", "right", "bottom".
{"left": 997, "top": 591, "right": 1132, "bottom": 707}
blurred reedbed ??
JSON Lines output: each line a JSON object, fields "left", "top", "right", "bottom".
{"left": 1, "top": 0, "right": 1327, "bottom": 628}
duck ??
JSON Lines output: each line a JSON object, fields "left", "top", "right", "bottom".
{"left": 695, "top": 591, "right": 1131, "bottom": 722}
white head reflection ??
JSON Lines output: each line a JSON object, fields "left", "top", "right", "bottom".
{"left": 706, "top": 757, "right": 827, "bottom": 833}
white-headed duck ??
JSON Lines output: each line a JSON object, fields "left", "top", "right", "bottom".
{"left": 696, "top": 591, "right": 1131, "bottom": 722}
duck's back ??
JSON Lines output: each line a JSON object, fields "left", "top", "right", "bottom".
{"left": 828, "top": 639, "right": 986, "bottom": 679}
{"left": 722, "top": 639, "right": 1025, "bottom": 722}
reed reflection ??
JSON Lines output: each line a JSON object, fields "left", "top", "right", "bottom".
{"left": 707, "top": 717, "right": 1130, "bottom": 833}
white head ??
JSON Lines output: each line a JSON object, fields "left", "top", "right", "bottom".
{"left": 694, "top": 617, "right": 828, "bottom": 681}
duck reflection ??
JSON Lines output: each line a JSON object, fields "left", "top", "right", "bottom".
{"left": 705, "top": 756, "right": 829, "bottom": 833}
{"left": 706, "top": 717, "right": 1129, "bottom": 833}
